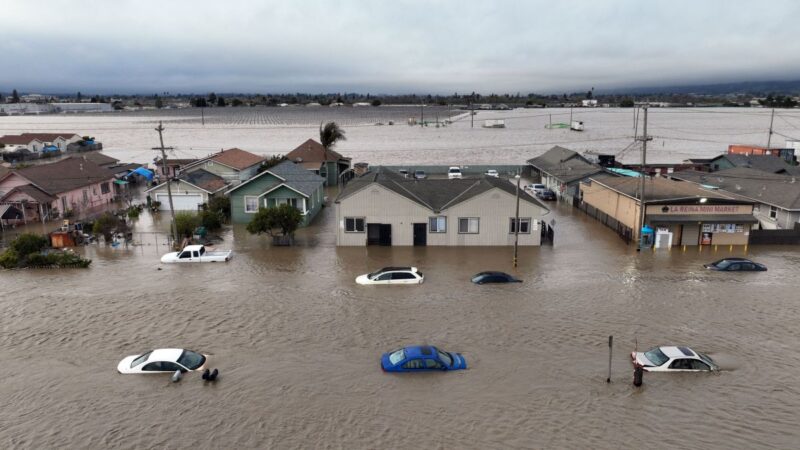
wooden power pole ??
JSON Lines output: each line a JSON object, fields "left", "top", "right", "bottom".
{"left": 153, "top": 121, "right": 178, "bottom": 243}
{"left": 636, "top": 106, "right": 652, "bottom": 249}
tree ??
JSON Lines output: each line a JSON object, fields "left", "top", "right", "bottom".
{"left": 371, "top": 99, "right": 382, "bottom": 107}
{"left": 92, "top": 213, "right": 127, "bottom": 243}
{"left": 217, "top": 96, "right": 226, "bottom": 107}
{"left": 206, "top": 195, "right": 231, "bottom": 220}
{"left": 10, "top": 233, "right": 48, "bottom": 256}
{"left": 586, "top": 90, "right": 593, "bottom": 99}
{"left": 77, "top": 91, "right": 82, "bottom": 102}
{"left": 192, "top": 97, "right": 208, "bottom": 107}
{"left": 12, "top": 89, "right": 20, "bottom": 103}
{"left": 620, "top": 98, "right": 635, "bottom": 108}
{"left": 174, "top": 212, "right": 201, "bottom": 238}
{"left": 246, "top": 204, "right": 303, "bottom": 242}
{"left": 231, "top": 98, "right": 243, "bottom": 107}
{"left": 208, "top": 92, "right": 217, "bottom": 104}
{"left": 154, "top": 94, "right": 163, "bottom": 109}
{"left": 319, "top": 122, "right": 346, "bottom": 152}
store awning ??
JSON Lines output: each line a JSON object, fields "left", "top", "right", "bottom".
{"left": 113, "top": 179, "right": 129, "bottom": 185}
{"left": 647, "top": 214, "right": 759, "bottom": 224}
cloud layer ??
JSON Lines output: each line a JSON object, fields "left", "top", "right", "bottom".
{"left": 2, "top": 0, "right": 799, "bottom": 94}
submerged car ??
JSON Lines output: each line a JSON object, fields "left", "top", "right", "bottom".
{"left": 117, "top": 348, "right": 207, "bottom": 374}
{"left": 381, "top": 345, "right": 467, "bottom": 372}
{"left": 704, "top": 258, "right": 766, "bottom": 272}
{"left": 536, "top": 189, "right": 557, "bottom": 201}
{"left": 448, "top": 167, "right": 463, "bottom": 179}
{"left": 355, "top": 267, "right": 424, "bottom": 285}
{"left": 631, "top": 346, "right": 719, "bottom": 372}
{"left": 484, "top": 169, "right": 499, "bottom": 178}
{"left": 525, "top": 183, "right": 546, "bottom": 194}
{"left": 471, "top": 271, "right": 521, "bottom": 284}
{"left": 414, "top": 170, "right": 427, "bottom": 180}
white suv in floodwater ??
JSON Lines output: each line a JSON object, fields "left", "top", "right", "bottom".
{"left": 448, "top": 167, "right": 463, "bottom": 179}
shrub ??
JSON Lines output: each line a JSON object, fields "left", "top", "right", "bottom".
{"left": 93, "top": 213, "right": 120, "bottom": 243}
{"left": 199, "top": 209, "right": 223, "bottom": 231}
{"left": 175, "top": 212, "right": 201, "bottom": 238}
{"left": 246, "top": 204, "right": 303, "bottom": 238}
{"left": 127, "top": 207, "right": 140, "bottom": 219}
{"left": 206, "top": 196, "right": 230, "bottom": 219}
{"left": 10, "top": 233, "right": 48, "bottom": 257}
{"left": 0, "top": 249, "right": 19, "bottom": 269}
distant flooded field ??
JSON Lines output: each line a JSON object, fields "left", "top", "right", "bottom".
{"left": 2, "top": 107, "right": 798, "bottom": 167}
{"left": 1, "top": 200, "right": 800, "bottom": 448}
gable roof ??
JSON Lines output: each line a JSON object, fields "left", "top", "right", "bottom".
{"left": 225, "top": 160, "right": 325, "bottom": 197}
{"left": 336, "top": 167, "right": 548, "bottom": 213}
{"left": 711, "top": 153, "right": 800, "bottom": 175}
{"left": 80, "top": 152, "right": 119, "bottom": 167}
{"left": 145, "top": 168, "right": 228, "bottom": 194}
{"left": 0, "top": 184, "right": 58, "bottom": 203}
{"left": 8, "top": 157, "right": 115, "bottom": 195}
{"left": 286, "top": 139, "right": 349, "bottom": 163}
{"left": 670, "top": 168, "right": 800, "bottom": 210}
{"left": 209, "top": 148, "right": 265, "bottom": 170}
{"left": 19, "top": 133, "right": 80, "bottom": 142}
{"left": 0, "top": 135, "right": 43, "bottom": 145}
{"left": 588, "top": 173, "right": 741, "bottom": 203}
{"left": 527, "top": 146, "right": 603, "bottom": 183}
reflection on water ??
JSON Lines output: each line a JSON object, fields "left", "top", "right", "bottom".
{"left": 1, "top": 196, "right": 800, "bottom": 448}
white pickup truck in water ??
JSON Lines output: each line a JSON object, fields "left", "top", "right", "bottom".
{"left": 160, "top": 245, "right": 232, "bottom": 263}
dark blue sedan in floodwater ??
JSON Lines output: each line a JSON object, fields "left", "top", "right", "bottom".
{"left": 381, "top": 346, "right": 467, "bottom": 372}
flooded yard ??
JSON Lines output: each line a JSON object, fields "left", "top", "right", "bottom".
{"left": 1, "top": 198, "right": 799, "bottom": 448}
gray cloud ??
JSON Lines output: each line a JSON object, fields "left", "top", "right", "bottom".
{"left": 2, "top": 0, "right": 799, "bottom": 94}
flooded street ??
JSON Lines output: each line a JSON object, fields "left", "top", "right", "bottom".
{"left": 2, "top": 196, "right": 799, "bottom": 449}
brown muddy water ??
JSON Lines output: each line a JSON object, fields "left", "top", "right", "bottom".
{"left": 1, "top": 201, "right": 800, "bottom": 449}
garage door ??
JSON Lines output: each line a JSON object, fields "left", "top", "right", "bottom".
{"left": 155, "top": 193, "right": 203, "bottom": 210}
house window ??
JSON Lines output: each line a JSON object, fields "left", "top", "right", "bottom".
{"left": 769, "top": 206, "right": 778, "bottom": 219}
{"left": 100, "top": 182, "right": 110, "bottom": 194}
{"left": 345, "top": 217, "right": 365, "bottom": 232}
{"left": 268, "top": 198, "right": 300, "bottom": 210}
{"left": 458, "top": 217, "right": 479, "bottom": 234}
{"left": 244, "top": 196, "right": 259, "bottom": 213}
{"left": 429, "top": 216, "right": 446, "bottom": 233}
{"left": 510, "top": 218, "right": 531, "bottom": 234}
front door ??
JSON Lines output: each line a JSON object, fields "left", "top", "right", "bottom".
{"left": 379, "top": 224, "right": 392, "bottom": 246}
{"left": 367, "top": 224, "right": 381, "bottom": 245}
{"left": 413, "top": 223, "right": 427, "bottom": 246}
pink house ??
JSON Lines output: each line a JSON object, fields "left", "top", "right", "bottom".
{"left": 0, "top": 156, "right": 117, "bottom": 223}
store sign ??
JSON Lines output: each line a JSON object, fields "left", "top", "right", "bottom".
{"left": 647, "top": 204, "right": 752, "bottom": 215}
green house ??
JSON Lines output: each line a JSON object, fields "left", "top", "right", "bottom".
{"left": 286, "top": 139, "right": 352, "bottom": 186}
{"left": 227, "top": 160, "right": 326, "bottom": 225}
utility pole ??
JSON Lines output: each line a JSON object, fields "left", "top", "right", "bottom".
{"left": 470, "top": 100, "right": 474, "bottom": 128}
{"left": 513, "top": 175, "right": 521, "bottom": 267}
{"left": 420, "top": 101, "right": 424, "bottom": 127}
{"left": 766, "top": 107, "right": 775, "bottom": 149}
{"left": 569, "top": 106, "right": 573, "bottom": 125}
{"left": 201, "top": 106, "right": 205, "bottom": 126}
{"left": 153, "top": 121, "right": 178, "bottom": 244}
{"left": 636, "top": 106, "right": 652, "bottom": 250}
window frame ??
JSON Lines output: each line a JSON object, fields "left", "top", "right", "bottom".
{"left": 244, "top": 196, "right": 259, "bottom": 213}
{"left": 769, "top": 205, "right": 778, "bottom": 219}
{"left": 429, "top": 216, "right": 446, "bottom": 233}
{"left": 458, "top": 217, "right": 480, "bottom": 234}
{"left": 344, "top": 217, "right": 365, "bottom": 233}
{"left": 100, "top": 182, "right": 110, "bottom": 194}
{"left": 509, "top": 217, "right": 532, "bottom": 234}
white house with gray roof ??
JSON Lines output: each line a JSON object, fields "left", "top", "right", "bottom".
{"left": 335, "top": 168, "right": 549, "bottom": 246}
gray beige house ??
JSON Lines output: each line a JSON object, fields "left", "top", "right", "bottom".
{"left": 180, "top": 148, "right": 264, "bottom": 185}
{"left": 527, "top": 146, "right": 604, "bottom": 205}
{"left": 335, "top": 168, "right": 549, "bottom": 246}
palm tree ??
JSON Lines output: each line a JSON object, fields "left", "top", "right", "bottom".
{"left": 319, "top": 122, "right": 346, "bottom": 184}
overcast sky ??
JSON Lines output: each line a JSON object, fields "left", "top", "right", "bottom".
{"left": 2, "top": 0, "right": 799, "bottom": 95}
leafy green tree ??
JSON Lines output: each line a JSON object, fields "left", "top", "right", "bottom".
{"left": 217, "top": 96, "right": 226, "bottom": 107}
{"left": 231, "top": 98, "right": 243, "bottom": 107}
{"left": 206, "top": 196, "right": 231, "bottom": 220}
{"left": 12, "top": 89, "right": 20, "bottom": 103}
{"left": 371, "top": 99, "right": 382, "bottom": 107}
{"left": 319, "top": 122, "right": 346, "bottom": 154}
{"left": 208, "top": 92, "right": 217, "bottom": 104}
{"left": 154, "top": 94, "right": 163, "bottom": 109}
{"left": 93, "top": 213, "right": 125, "bottom": 243}
{"left": 246, "top": 204, "right": 303, "bottom": 240}
{"left": 174, "top": 212, "right": 201, "bottom": 238}
{"left": 620, "top": 98, "right": 635, "bottom": 107}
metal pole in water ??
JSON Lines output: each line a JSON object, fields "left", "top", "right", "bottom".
{"left": 607, "top": 335, "right": 613, "bottom": 383}
{"left": 633, "top": 365, "right": 644, "bottom": 387}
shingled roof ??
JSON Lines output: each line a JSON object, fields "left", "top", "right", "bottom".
{"left": 7, "top": 157, "right": 115, "bottom": 195}
{"left": 711, "top": 154, "right": 800, "bottom": 176}
{"left": 209, "top": 148, "right": 265, "bottom": 170}
{"left": 80, "top": 152, "right": 119, "bottom": 167}
{"left": 287, "top": 139, "right": 349, "bottom": 163}
{"left": 336, "top": 167, "right": 548, "bottom": 213}
{"left": 0, "top": 184, "right": 58, "bottom": 203}
{"left": 225, "top": 160, "right": 325, "bottom": 197}
{"left": 588, "top": 173, "right": 741, "bottom": 203}
{"left": 670, "top": 168, "right": 800, "bottom": 210}
{"left": 527, "top": 146, "right": 603, "bottom": 183}
{"left": 19, "top": 133, "right": 80, "bottom": 142}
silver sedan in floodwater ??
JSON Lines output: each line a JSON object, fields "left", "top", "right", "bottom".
{"left": 631, "top": 346, "right": 719, "bottom": 372}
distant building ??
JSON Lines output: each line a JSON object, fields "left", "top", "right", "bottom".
{"left": 527, "top": 146, "right": 605, "bottom": 205}
{"left": 286, "top": 139, "right": 352, "bottom": 186}
{"left": 581, "top": 99, "right": 598, "bottom": 107}
{"left": 728, "top": 144, "right": 795, "bottom": 163}
{"left": 51, "top": 103, "right": 114, "bottom": 113}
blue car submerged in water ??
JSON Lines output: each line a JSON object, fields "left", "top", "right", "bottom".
{"left": 381, "top": 346, "right": 467, "bottom": 372}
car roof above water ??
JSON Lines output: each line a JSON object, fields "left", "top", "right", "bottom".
{"left": 378, "top": 266, "right": 415, "bottom": 272}
{"left": 660, "top": 346, "right": 696, "bottom": 358}
{"left": 149, "top": 348, "right": 183, "bottom": 362}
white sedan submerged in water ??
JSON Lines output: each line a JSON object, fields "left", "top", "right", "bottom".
{"left": 117, "top": 348, "right": 207, "bottom": 374}
{"left": 160, "top": 245, "right": 231, "bottom": 263}
{"left": 356, "top": 267, "right": 424, "bottom": 285}
{"left": 631, "top": 346, "right": 719, "bottom": 372}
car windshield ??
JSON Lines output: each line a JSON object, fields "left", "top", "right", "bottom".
{"left": 130, "top": 351, "right": 152, "bottom": 368}
{"left": 698, "top": 353, "right": 717, "bottom": 368}
{"left": 437, "top": 350, "right": 453, "bottom": 366}
{"left": 449, "top": 168, "right": 459, "bottom": 173}
{"left": 713, "top": 260, "right": 732, "bottom": 269}
{"left": 176, "top": 350, "right": 205, "bottom": 370}
{"left": 389, "top": 349, "right": 405, "bottom": 365}
{"left": 644, "top": 348, "right": 669, "bottom": 366}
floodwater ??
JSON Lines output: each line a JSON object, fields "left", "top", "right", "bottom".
{"left": 2, "top": 106, "right": 799, "bottom": 166}
{"left": 2, "top": 195, "right": 800, "bottom": 449}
